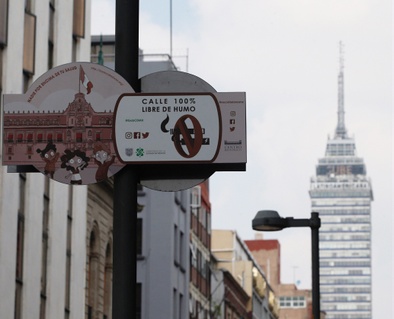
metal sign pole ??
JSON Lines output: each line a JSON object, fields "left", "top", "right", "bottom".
{"left": 113, "top": 0, "right": 140, "bottom": 318}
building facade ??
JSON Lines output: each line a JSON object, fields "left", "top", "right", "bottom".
{"left": 210, "top": 264, "right": 250, "bottom": 319}
{"left": 245, "top": 238, "right": 316, "bottom": 319}
{"left": 0, "top": 1, "right": 91, "bottom": 319}
{"left": 190, "top": 181, "right": 212, "bottom": 318}
{"left": 86, "top": 180, "right": 115, "bottom": 319}
{"left": 136, "top": 187, "right": 191, "bottom": 319}
{"left": 309, "top": 46, "right": 373, "bottom": 319}
{"left": 211, "top": 229, "right": 279, "bottom": 319}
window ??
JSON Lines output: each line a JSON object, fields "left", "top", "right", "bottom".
{"left": 199, "top": 207, "right": 206, "bottom": 228}
{"left": 179, "top": 231, "right": 185, "bottom": 270}
{"left": 174, "top": 225, "right": 179, "bottom": 265}
{"left": 23, "top": 11, "right": 36, "bottom": 75}
{"left": 14, "top": 283, "right": 23, "bottom": 319}
{"left": 88, "top": 225, "right": 100, "bottom": 318}
{"left": 0, "top": 0, "right": 7, "bottom": 47}
{"left": 179, "top": 293, "right": 183, "bottom": 319}
{"left": 173, "top": 289, "right": 177, "bottom": 319}
{"left": 190, "top": 242, "right": 197, "bottom": 268}
{"left": 48, "top": 0, "right": 54, "bottom": 69}
{"left": 15, "top": 173, "right": 26, "bottom": 319}
{"left": 65, "top": 186, "right": 73, "bottom": 318}
{"left": 103, "top": 243, "right": 112, "bottom": 319}
{"left": 279, "top": 296, "right": 306, "bottom": 308}
{"left": 191, "top": 186, "right": 201, "bottom": 208}
{"left": 0, "top": 49, "right": 2, "bottom": 93}
{"left": 40, "top": 177, "right": 50, "bottom": 319}
{"left": 136, "top": 283, "right": 142, "bottom": 319}
{"left": 73, "top": 0, "right": 85, "bottom": 38}
{"left": 197, "top": 249, "right": 202, "bottom": 274}
{"left": 137, "top": 218, "right": 142, "bottom": 255}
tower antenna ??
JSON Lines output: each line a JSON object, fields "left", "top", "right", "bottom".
{"left": 335, "top": 41, "right": 347, "bottom": 138}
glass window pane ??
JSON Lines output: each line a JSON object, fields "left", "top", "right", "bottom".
{"left": 0, "top": 0, "right": 8, "bottom": 46}
{"left": 73, "top": 0, "right": 85, "bottom": 38}
{"left": 23, "top": 12, "right": 36, "bottom": 74}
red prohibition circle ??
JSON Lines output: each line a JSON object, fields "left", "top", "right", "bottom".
{"left": 173, "top": 114, "right": 203, "bottom": 158}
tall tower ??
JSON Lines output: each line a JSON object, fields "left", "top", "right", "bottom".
{"left": 309, "top": 43, "right": 373, "bottom": 319}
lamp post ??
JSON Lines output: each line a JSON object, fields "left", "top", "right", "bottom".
{"left": 252, "top": 210, "right": 321, "bottom": 319}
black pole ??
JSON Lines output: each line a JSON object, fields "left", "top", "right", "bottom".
{"left": 115, "top": 0, "right": 140, "bottom": 88}
{"left": 113, "top": 1, "right": 140, "bottom": 319}
{"left": 311, "top": 212, "right": 321, "bottom": 319}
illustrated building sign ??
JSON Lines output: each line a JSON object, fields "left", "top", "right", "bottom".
{"left": 2, "top": 62, "right": 134, "bottom": 185}
{"left": 2, "top": 62, "right": 246, "bottom": 186}
{"left": 4, "top": 93, "right": 114, "bottom": 159}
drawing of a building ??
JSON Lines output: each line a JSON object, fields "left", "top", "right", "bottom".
{"left": 3, "top": 92, "right": 114, "bottom": 164}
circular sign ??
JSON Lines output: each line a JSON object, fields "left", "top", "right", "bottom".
{"left": 139, "top": 71, "right": 217, "bottom": 191}
{"left": 2, "top": 62, "right": 134, "bottom": 185}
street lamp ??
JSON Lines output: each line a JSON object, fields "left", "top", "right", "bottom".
{"left": 252, "top": 210, "right": 321, "bottom": 319}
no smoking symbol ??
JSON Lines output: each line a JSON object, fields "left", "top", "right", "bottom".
{"left": 173, "top": 115, "right": 203, "bottom": 158}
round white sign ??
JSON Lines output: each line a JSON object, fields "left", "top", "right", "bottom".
{"left": 2, "top": 62, "right": 134, "bottom": 185}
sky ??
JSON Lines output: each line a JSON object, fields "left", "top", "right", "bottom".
{"left": 91, "top": 0, "right": 393, "bottom": 316}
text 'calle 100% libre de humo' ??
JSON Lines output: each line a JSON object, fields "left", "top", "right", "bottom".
{"left": 141, "top": 97, "right": 198, "bottom": 113}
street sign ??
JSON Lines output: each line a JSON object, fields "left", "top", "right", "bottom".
{"left": 2, "top": 62, "right": 134, "bottom": 185}
{"left": 114, "top": 93, "right": 222, "bottom": 163}
{"left": 136, "top": 71, "right": 247, "bottom": 191}
{"left": 2, "top": 67, "right": 246, "bottom": 190}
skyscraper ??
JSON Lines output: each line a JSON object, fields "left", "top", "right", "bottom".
{"left": 309, "top": 44, "right": 373, "bottom": 319}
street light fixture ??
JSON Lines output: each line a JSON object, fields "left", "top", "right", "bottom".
{"left": 252, "top": 210, "right": 321, "bottom": 319}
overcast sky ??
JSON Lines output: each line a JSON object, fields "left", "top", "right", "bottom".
{"left": 91, "top": 0, "right": 392, "bottom": 316}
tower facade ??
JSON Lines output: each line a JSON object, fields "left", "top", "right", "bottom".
{"left": 309, "top": 44, "right": 373, "bottom": 319}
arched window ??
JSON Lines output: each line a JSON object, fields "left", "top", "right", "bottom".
{"left": 87, "top": 224, "right": 100, "bottom": 319}
{"left": 103, "top": 241, "right": 113, "bottom": 319}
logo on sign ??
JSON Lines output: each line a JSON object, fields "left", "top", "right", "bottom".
{"left": 136, "top": 148, "right": 144, "bottom": 157}
{"left": 125, "top": 132, "right": 150, "bottom": 139}
{"left": 172, "top": 115, "right": 203, "bottom": 158}
{"left": 125, "top": 148, "right": 133, "bottom": 156}
{"left": 160, "top": 113, "right": 211, "bottom": 159}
